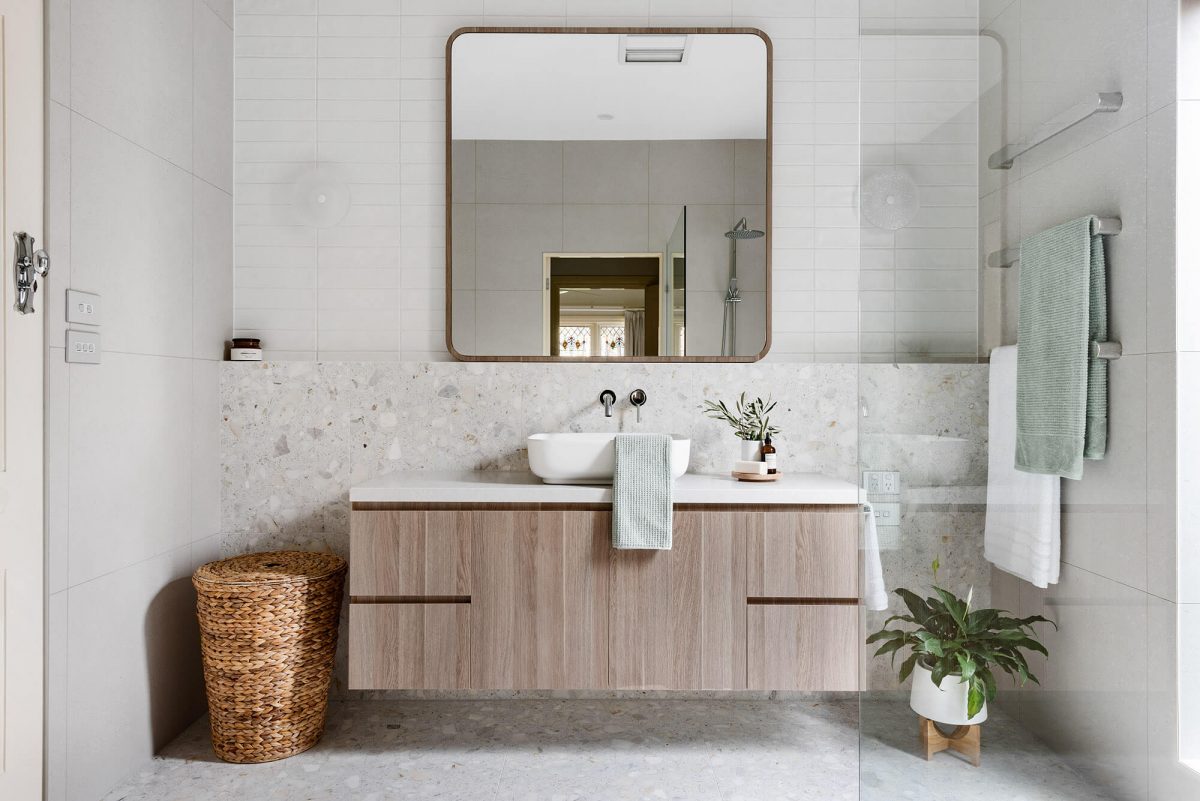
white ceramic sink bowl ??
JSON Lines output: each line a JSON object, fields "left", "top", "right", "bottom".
{"left": 527, "top": 433, "right": 690, "bottom": 485}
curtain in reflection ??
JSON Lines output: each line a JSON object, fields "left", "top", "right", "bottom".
{"left": 624, "top": 310, "right": 645, "bottom": 357}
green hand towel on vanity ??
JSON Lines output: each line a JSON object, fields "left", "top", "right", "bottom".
{"left": 1015, "top": 215, "right": 1108, "bottom": 480}
{"left": 612, "top": 433, "right": 673, "bottom": 550}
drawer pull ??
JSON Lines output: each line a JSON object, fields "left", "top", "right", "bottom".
{"left": 747, "top": 596, "right": 859, "bottom": 606}
{"left": 351, "top": 595, "right": 471, "bottom": 604}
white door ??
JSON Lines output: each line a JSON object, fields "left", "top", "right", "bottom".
{"left": 0, "top": 1, "right": 45, "bottom": 799}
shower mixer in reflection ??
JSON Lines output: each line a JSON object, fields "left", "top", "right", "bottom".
{"left": 722, "top": 217, "right": 765, "bottom": 357}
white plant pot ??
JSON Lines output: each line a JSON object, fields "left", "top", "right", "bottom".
{"left": 740, "top": 439, "right": 764, "bottom": 461}
{"left": 909, "top": 663, "right": 988, "bottom": 726}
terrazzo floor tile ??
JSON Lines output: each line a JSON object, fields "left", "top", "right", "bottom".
{"left": 100, "top": 699, "right": 1115, "bottom": 801}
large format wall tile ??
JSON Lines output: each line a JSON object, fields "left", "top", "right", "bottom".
{"left": 65, "top": 548, "right": 203, "bottom": 801}
{"left": 71, "top": 0, "right": 194, "bottom": 169}
{"left": 475, "top": 141, "right": 564, "bottom": 204}
{"left": 1016, "top": 118, "right": 1149, "bottom": 357}
{"left": 193, "top": 179, "right": 234, "bottom": 360}
{"left": 67, "top": 352, "right": 193, "bottom": 587}
{"left": 1019, "top": 563, "right": 1149, "bottom": 801}
{"left": 474, "top": 203, "right": 562, "bottom": 291}
{"left": 563, "top": 141, "right": 651, "bottom": 204}
{"left": 46, "top": 1, "right": 234, "bottom": 797}
{"left": 472, "top": 291, "right": 544, "bottom": 355}
{"left": 193, "top": 0, "right": 234, "bottom": 192}
{"left": 562, "top": 204, "right": 651, "bottom": 253}
{"left": 192, "top": 359, "right": 222, "bottom": 544}
{"left": 1059, "top": 355, "right": 1148, "bottom": 592}
{"left": 649, "top": 140, "right": 736, "bottom": 206}
{"left": 1147, "top": 598, "right": 1200, "bottom": 800}
{"left": 1014, "top": 0, "right": 1147, "bottom": 176}
{"left": 70, "top": 116, "right": 195, "bottom": 359}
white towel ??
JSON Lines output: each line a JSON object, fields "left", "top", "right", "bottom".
{"left": 862, "top": 502, "right": 889, "bottom": 611}
{"left": 985, "top": 346, "right": 1061, "bottom": 587}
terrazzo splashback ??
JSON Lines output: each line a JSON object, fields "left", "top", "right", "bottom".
{"left": 220, "top": 361, "right": 859, "bottom": 538}
{"left": 220, "top": 361, "right": 988, "bottom": 692}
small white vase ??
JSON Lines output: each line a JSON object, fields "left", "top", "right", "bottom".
{"left": 740, "top": 439, "right": 763, "bottom": 461}
{"left": 909, "top": 663, "right": 988, "bottom": 726}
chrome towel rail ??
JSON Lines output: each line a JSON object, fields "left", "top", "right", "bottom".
{"left": 988, "top": 215, "right": 1123, "bottom": 361}
{"left": 988, "top": 92, "right": 1122, "bottom": 170}
{"left": 986, "top": 216, "right": 1121, "bottom": 269}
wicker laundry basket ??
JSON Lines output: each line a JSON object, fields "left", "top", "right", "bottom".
{"left": 193, "top": 551, "right": 347, "bottom": 763}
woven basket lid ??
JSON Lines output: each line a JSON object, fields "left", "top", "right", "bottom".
{"left": 194, "top": 551, "right": 346, "bottom": 587}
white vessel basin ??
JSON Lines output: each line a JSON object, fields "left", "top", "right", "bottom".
{"left": 527, "top": 433, "right": 690, "bottom": 485}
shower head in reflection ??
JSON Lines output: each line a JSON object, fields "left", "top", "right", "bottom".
{"left": 724, "top": 217, "right": 765, "bottom": 240}
{"left": 721, "top": 218, "right": 762, "bottom": 356}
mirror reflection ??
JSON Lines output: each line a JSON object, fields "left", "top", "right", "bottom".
{"left": 448, "top": 31, "right": 770, "bottom": 360}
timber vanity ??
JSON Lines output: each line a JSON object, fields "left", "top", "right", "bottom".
{"left": 348, "top": 471, "right": 861, "bottom": 692}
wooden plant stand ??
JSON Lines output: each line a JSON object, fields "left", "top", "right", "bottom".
{"left": 919, "top": 716, "right": 981, "bottom": 767}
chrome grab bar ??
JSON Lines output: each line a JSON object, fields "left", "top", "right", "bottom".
{"left": 988, "top": 92, "right": 1122, "bottom": 170}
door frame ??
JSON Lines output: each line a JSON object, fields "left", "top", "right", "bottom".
{"left": 0, "top": 1, "right": 46, "bottom": 799}
{"left": 541, "top": 252, "right": 666, "bottom": 357}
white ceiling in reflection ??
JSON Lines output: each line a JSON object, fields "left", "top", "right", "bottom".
{"left": 451, "top": 33, "right": 768, "bottom": 141}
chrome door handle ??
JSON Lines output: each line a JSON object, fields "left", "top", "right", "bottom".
{"left": 13, "top": 231, "right": 50, "bottom": 315}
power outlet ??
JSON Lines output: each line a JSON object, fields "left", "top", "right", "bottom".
{"left": 862, "top": 470, "right": 900, "bottom": 495}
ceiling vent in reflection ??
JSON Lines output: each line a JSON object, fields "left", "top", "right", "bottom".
{"left": 620, "top": 34, "right": 688, "bottom": 63}
{"left": 292, "top": 166, "right": 351, "bottom": 228}
{"left": 860, "top": 169, "right": 920, "bottom": 231}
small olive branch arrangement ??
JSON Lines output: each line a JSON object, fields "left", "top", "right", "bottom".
{"left": 701, "top": 392, "right": 781, "bottom": 441}
{"left": 866, "top": 559, "right": 1057, "bottom": 718}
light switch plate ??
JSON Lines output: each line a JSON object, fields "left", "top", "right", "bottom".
{"left": 65, "top": 330, "right": 101, "bottom": 364}
{"left": 66, "top": 289, "right": 101, "bottom": 326}
{"left": 872, "top": 502, "right": 902, "bottom": 524}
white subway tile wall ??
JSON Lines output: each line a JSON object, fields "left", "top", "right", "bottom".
{"left": 235, "top": 0, "right": 979, "bottom": 362}
{"left": 858, "top": 25, "right": 981, "bottom": 362}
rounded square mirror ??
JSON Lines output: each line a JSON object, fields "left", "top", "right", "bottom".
{"left": 447, "top": 28, "right": 771, "bottom": 361}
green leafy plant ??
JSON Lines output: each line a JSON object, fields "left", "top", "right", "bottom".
{"left": 701, "top": 393, "right": 781, "bottom": 441}
{"left": 867, "top": 559, "right": 1056, "bottom": 719}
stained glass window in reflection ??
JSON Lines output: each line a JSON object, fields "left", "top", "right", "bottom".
{"left": 599, "top": 325, "right": 625, "bottom": 358}
{"left": 558, "top": 326, "right": 591, "bottom": 358}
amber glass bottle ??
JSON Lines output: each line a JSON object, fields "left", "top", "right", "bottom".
{"left": 761, "top": 435, "right": 777, "bottom": 474}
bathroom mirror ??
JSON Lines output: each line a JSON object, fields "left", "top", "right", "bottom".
{"left": 446, "top": 28, "right": 771, "bottom": 361}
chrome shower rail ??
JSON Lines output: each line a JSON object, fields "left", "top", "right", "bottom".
{"left": 988, "top": 92, "right": 1123, "bottom": 170}
{"left": 986, "top": 216, "right": 1122, "bottom": 269}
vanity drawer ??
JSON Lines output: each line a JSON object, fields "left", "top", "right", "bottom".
{"left": 350, "top": 510, "right": 473, "bottom": 597}
{"left": 747, "top": 603, "right": 859, "bottom": 691}
{"left": 747, "top": 508, "right": 858, "bottom": 600}
{"left": 348, "top": 603, "right": 471, "bottom": 690}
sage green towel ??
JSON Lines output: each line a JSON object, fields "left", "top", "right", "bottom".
{"left": 612, "top": 433, "right": 673, "bottom": 550}
{"left": 1015, "top": 215, "right": 1108, "bottom": 480}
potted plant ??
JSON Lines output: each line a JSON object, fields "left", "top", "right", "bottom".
{"left": 701, "top": 393, "right": 781, "bottom": 461}
{"left": 866, "top": 560, "right": 1055, "bottom": 726}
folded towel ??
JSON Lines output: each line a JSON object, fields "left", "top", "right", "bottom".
{"left": 861, "top": 503, "right": 888, "bottom": 611}
{"left": 986, "top": 346, "right": 1061, "bottom": 587}
{"left": 1015, "top": 215, "right": 1108, "bottom": 479}
{"left": 612, "top": 433, "right": 673, "bottom": 550}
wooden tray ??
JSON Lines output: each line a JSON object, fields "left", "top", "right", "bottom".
{"left": 732, "top": 470, "right": 780, "bottom": 482}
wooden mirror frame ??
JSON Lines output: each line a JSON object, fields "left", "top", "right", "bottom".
{"left": 445, "top": 27, "right": 773, "bottom": 363}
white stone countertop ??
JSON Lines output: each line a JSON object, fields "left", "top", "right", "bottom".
{"left": 350, "top": 470, "right": 861, "bottom": 505}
